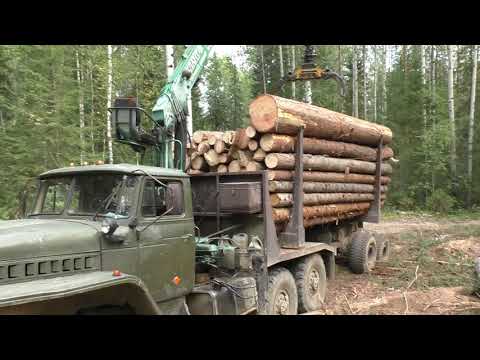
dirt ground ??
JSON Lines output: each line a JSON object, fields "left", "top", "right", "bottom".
{"left": 307, "top": 215, "right": 480, "bottom": 315}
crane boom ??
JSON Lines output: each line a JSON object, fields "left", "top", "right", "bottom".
{"left": 110, "top": 45, "right": 212, "bottom": 170}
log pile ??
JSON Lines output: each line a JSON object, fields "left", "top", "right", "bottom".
{"left": 187, "top": 94, "right": 395, "bottom": 230}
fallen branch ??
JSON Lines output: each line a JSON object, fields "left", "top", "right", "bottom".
{"left": 403, "top": 292, "right": 409, "bottom": 315}
{"left": 406, "top": 265, "right": 419, "bottom": 290}
{"left": 344, "top": 295, "right": 354, "bottom": 314}
{"left": 422, "top": 299, "right": 441, "bottom": 312}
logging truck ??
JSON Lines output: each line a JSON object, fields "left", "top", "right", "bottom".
{"left": 0, "top": 45, "right": 393, "bottom": 315}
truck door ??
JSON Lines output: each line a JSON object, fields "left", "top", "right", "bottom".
{"left": 137, "top": 177, "right": 195, "bottom": 302}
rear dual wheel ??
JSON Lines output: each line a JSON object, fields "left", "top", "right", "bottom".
{"left": 266, "top": 267, "right": 298, "bottom": 315}
{"left": 348, "top": 230, "right": 377, "bottom": 274}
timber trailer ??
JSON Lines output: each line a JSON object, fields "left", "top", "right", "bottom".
{"left": 0, "top": 45, "right": 389, "bottom": 315}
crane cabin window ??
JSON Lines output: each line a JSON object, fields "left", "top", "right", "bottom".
{"left": 142, "top": 180, "right": 184, "bottom": 218}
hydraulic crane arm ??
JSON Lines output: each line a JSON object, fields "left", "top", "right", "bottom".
{"left": 285, "top": 45, "right": 346, "bottom": 97}
{"left": 109, "top": 45, "right": 212, "bottom": 170}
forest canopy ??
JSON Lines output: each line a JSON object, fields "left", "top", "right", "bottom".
{"left": 0, "top": 45, "right": 478, "bottom": 219}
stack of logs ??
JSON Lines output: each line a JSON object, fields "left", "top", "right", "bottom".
{"left": 187, "top": 94, "right": 395, "bottom": 230}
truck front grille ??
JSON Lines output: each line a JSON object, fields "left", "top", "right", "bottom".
{"left": 0, "top": 254, "right": 100, "bottom": 284}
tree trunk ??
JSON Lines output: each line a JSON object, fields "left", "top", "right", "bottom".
{"left": 431, "top": 45, "right": 437, "bottom": 129}
{"left": 75, "top": 49, "right": 85, "bottom": 164}
{"left": 197, "top": 141, "right": 210, "bottom": 155}
{"left": 352, "top": 45, "right": 359, "bottom": 118}
{"left": 89, "top": 57, "right": 95, "bottom": 155}
{"left": 303, "top": 210, "right": 368, "bottom": 228}
{"left": 383, "top": 45, "right": 388, "bottom": 119}
{"left": 373, "top": 46, "right": 377, "bottom": 123}
{"left": 337, "top": 45, "right": 344, "bottom": 112}
{"left": 265, "top": 153, "right": 393, "bottom": 175}
{"left": 267, "top": 170, "right": 391, "bottom": 184}
{"left": 279, "top": 45, "right": 284, "bottom": 79}
{"left": 268, "top": 180, "right": 387, "bottom": 193}
{"left": 259, "top": 133, "right": 394, "bottom": 161}
{"left": 249, "top": 95, "right": 393, "bottom": 146}
{"left": 291, "top": 45, "right": 296, "bottom": 99}
{"left": 447, "top": 45, "right": 457, "bottom": 178}
{"left": 217, "top": 164, "right": 228, "bottom": 173}
{"left": 207, "top": 133, "right": 223, "bottom": 146}
{"left": 272, "top": 202, "right": 372, "bottom": 222}
{"left": 420, "top": 45, "right": 427, "bottom": 131}
{"left": 106, "top": 45, "right": 114, "bottom": 164}
{"left": 270, "top": 192, "right": 378, "bottom": 207}
{"left": 467, "top": 45, "right": 478, "bottom": 207}
{"left": 222, "top": 131, "right": 236, "bottom": 144}
{"left": 363, "top": 45, "right": 368, "bottom": 120}
{"left": 260, "top": 45, "right": 267, "bottom": 94}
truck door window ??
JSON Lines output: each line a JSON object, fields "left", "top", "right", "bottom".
{"left": 142, "top": 180, "right": 184, "bottom": 217}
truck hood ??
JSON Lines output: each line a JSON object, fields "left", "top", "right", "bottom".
{"left": 0, "top": 219, "right": 101, "bottom": 261}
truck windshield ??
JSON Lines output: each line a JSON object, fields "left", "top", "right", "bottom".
{"left": 33, "top": 174, "right": 138, "bottom": 218}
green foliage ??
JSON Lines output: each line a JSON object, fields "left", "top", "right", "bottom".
{"left": 426, "top": 188, "right": 457, "bottom": 213}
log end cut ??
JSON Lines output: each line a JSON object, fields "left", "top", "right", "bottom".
{"left": 249, "top": 95, "right": 279, "bottom": 133}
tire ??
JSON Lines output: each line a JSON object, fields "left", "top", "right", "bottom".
{"left": 266, "top": 267, "right": 298, "bottom": 315}
{"left": 348, "top": 230, "right": 377, "bottom": 274}
{"left": 293, "top": 254, "right": 327, "bottom": 314}
{"left": 375, "top": 234, "right": 390, "bottom": 262}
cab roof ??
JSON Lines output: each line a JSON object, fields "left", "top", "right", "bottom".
{"left": 39, "top": 163, "right": 187, "bottom": 178}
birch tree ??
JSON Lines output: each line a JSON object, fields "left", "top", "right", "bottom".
{"left": 363, "top": 45, "right": 367, "bottom": 119}
{"left": 382, "top": 45, "right": 387, "bottom": 120}
{"left": 447, "top": 45, "right": 456, "bottom": 178}
{"left": 106, "top": 45, "right": 114, "bottom": 164}
{"left": 373, "top": 45, "right": 377, "bottom": 122}
{"left": 420, "top": 45, "right": 426, "bottom": 131}
{"left": 467, "top": 45, "right": 478, "bottom": 206}
{"left": 352, "top": 45, "right": 359, "bottom": 117}
{"left": 75, "top": 49, "right": 85, "bottom": 164}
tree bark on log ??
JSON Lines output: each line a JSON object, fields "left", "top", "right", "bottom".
{"left": 208, "top": 133, "right": 223, "bottom": 146}
{"left": 260, "top": 133, "right": 394, "bottom": 161}
{"left": 232, "top": 128, "right": 250, "bottom": 149}
{"left": 265, "top": 153, "right": 393, "bottom": 175}
{"left": 267, "top": 170, "right": 391, "bottom": 184}
{"left": 303, "top": 210, "right": 368, "bottom": 228}
{"left": 272, "top": 202, "right": 372, "bottom": 222}
{"left": 268, "top": 181, "right": 388, "bottom": 193}
{"left": 249, "top": 95, "right": 393, "bottom": 146}
{"left": 270, "top": 192, "right": 386, "bottom": 207}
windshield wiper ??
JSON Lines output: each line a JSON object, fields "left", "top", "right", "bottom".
{"left": 92, "top": 180, "right": 125, "bottom": 221}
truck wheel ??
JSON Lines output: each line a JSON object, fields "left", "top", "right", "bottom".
{"left": 293, "top": 254, "right": 327, "bottom": 314}
{"left": 266, "top": 267, "right": 298, "bottom": 315}
{"left": 375, "top": 234, "right": 390, "bottom": 262}
{"left": 348, "top": 230, "right": 377, "bottom": 274}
